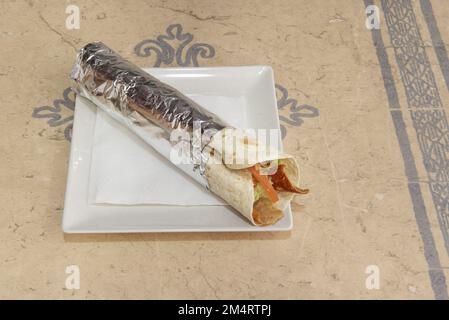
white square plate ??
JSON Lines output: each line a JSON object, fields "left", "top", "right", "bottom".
{"left": 62, "top": 66, "right": 293, "bottom": 233}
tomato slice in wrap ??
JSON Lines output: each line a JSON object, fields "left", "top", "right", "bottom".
{"left": 248, "top": 165, "right": 279, "bottom": 203}
{"left": 270, "top": 164, "right": 309, "bottom": 194}
{"left": 250, "top": 163, "right": 309, "bottom": 204}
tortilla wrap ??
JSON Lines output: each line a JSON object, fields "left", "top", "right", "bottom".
{"left": 204, "top": 128, "right": 301, "bottom": 226}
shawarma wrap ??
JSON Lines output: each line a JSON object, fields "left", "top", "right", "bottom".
{"left": 204, "top": 129, "right": 307, "bottom": 226}
{"left": 71, "top": 42, "right": 308, "bottom": 226}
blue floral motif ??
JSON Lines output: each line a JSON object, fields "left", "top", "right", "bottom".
{"left": 32, "top": 87, "right": 75, "bottom": 141}
{"left": 275, "top": 84, "right": 319, "bottom": 139}
{"left": 134, "top": 24, "right": 215, "bottom": 67}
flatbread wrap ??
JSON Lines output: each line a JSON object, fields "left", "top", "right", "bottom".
{"left": 204, "top": 129, "right": 308, "bottom": 225}
{"left": 71, "top": 42, "right": 308, "bottom": 226}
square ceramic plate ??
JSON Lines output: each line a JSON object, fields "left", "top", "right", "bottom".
{"left": 62, "top": 66, "right": 293, "bottom": 233}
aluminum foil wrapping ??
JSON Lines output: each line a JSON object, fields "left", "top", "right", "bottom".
{"left": 70, "top": 42, "right": 229, "bottom": 187}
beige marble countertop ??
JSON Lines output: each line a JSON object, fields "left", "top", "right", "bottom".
{"left": 1, "top": 0, "right": 449, "bottom": 299}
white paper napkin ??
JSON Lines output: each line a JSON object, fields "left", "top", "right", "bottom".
{"left": 88, "top": 94, "right": 246, "bottom": 206}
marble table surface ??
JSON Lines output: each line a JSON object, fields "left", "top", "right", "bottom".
{"left": 1, "top": 0, "right": 449, "bottom": 299}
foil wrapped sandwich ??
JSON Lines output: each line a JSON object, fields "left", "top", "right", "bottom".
{"left": 71, "top": 42, "right": 308, "bottom": 226}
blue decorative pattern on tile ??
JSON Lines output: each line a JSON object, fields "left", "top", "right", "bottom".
{"left": 134, "top": 24, "right": 215, "bottom": 67}
{"left": 382, "top": 0, "right": 449, "bottom": 258}
{"left": 32, "top": 87, "right": 76, "bottom": 141}
{"left": 275, "top": 84, "right": 319, "bottom": 139}
{"left": 366, "top": 0, "right": 449, "bottom": 299}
